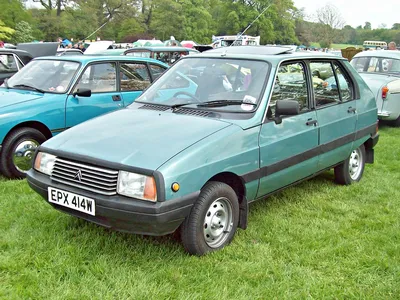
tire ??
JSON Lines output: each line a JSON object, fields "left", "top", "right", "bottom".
{"left": 334, "top": 144, "right": 366, "bottom": 185}
{"left": 392, "top": 116, "right": 400, "bottom": 127}
{"left": 181, "top": 181, "right": 239, "bottom": 256}
{"left": 0, "top": 127, "right": 46, "bottom": 179}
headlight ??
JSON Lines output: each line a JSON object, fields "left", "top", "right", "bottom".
{"left": 117, "top": 171, "right": 157, "bottom": 202}
{"left": 34, "top": 152, "right": 56, "bottom": 175}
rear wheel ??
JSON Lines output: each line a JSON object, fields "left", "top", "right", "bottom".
{"left": 392, "top": 116, "right": 400, "bottom": 127}
{"left": 181, "top": 181, "right": 239, "bottom": 256}
{"left": 334, "top": 144, "right": 366, "bottom": 185}
{"left": 0, "top": 128, "right": 46, "bottom": 179}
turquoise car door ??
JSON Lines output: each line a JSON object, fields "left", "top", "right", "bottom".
{"left": 66, "top": 62, "right": 122, "bottom": 128}
{"left": 309, "top": 61, "right": 358, "bottom": 170}
{"left": 118, "top": 62, "right": 165, "bottom": 106}
{"left": 256, "top": 62, "right": 319, "bottom": 197}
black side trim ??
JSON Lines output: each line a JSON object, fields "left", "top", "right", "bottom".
{"left": 36, "top": 146, "right": 166, "bottom": 202}
{"left": 51, "top": 127, "right": 70, "bottom": 134}
{"left": 241, "top": 123, "right": 377, "bottom": 184}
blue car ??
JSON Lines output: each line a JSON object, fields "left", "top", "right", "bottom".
{"left": 0, "top": 55, "right": 168, "bottom": 178}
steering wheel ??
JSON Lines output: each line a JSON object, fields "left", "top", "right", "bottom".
{"left": 173, "top": 91, "right": 201, "bottom": 103}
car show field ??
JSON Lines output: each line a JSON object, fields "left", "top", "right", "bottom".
{"left": 1, "top": 124, "right": 399, "bottom": 298}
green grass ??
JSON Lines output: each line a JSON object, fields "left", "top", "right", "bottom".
{"left": 1, "top": 125, "right": 400, "bottom": 299}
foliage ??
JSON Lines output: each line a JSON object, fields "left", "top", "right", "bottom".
{"left": 12, "top": 21, "right": 35, "bottom": 44}
{"left": 0, "top": 20, "right": 15, "bottom": 41}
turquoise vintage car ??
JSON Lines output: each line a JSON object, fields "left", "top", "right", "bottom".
{"left": 27, "top": 46, "right": 379, "bottom": 255}
{"left": 0, "top": 55, "right": 169, "bottom": 178}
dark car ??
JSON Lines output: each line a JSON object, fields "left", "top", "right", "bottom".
{"left": 0, "top": 49, "right": 33, "bottom": 85}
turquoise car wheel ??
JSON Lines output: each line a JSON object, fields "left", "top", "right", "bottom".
{"left": 0, "top": 127, "right": 46, "bottom": 179}
{"left": 334, "top": 145, "right": 366, "bottom": 185}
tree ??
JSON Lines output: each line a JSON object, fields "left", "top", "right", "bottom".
{"left": 315, "top": 3, "right": 344, "bottom": 48}
{"left": 0, "top": 20, "right": 15, "bottom": 41}
{"left": 0, "top": 0, "right": 32, "bottom": 28}
{"left": 392, "top": 23, "right": 400, "bottom": 30}
{"left": 12, "top": 21, "right": 35, "bottom": 43}
{"left": 364, "top": 22, "right": 371, "bottom": 30}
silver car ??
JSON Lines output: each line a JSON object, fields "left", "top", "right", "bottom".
{"left": 351, "top": 50, "right": 400, "bottom": 126}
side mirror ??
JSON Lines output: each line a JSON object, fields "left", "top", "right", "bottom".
{"left": 73, "top": 88, "right": 91, "bottom": 98}
{"left": 274, "top": 100, "right": 299, "bottom": 124}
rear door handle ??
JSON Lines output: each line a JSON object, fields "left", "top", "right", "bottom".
{"left": 306, "top": 119, "right": 318, "bottom": 126}
{"left": 347, "top": 107, "right": 356, "bottom": 113}
{"left": 112, "top": 95, "right": 121, "bottom": 101}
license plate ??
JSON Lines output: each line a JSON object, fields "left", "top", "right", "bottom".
{"left": 48, "top": 187, "right": 95, "bottom": 216}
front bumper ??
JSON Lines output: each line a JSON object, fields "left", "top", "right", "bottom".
{"left": 27, "top": 169, "right": 199, "bottom": 236}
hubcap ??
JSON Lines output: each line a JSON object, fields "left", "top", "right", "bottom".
{"left": 203, "top": 197, "right": 233, "bottom": 248}
{"left": 13, "top": 139, "right": 40, "bottom": 173}
{"left": 349, "top": 148, "right": 363, "bottom": 180}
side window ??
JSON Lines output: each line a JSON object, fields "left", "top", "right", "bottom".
{"left": 0, "top": 54, "right": 18, "bottom": 73}
{"left": 268, "top": 62, "right": 309, "bottom": 118}
{"left": 120, "top": 63, "right": 151, "bottom": 91}
{"left": 310, "top": 62, "right": 340, "bottom": 107}
{"left": 332, "top": 62, "right": 354, "bottom": 102}
{"left": 75, "top": 63, "right": 116, "bottom": 93}
{"left": 149, "top": 64, "right": 165, "bottom": 80}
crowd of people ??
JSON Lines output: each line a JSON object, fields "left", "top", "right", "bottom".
{"left": 57, "top": 37, "right": 86, "bottom": 52}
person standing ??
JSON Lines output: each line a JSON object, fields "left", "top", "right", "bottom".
{"left": 388, "top": 41, "right": 397, "bottom": 50}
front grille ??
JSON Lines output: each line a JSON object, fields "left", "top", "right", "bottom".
{"left": 51, "top": 158, "right": 119, "bottom": 195}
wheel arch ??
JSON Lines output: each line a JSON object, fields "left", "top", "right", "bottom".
{"left": 203, "top": 172, "right": 248, "bottom": 230}
{"left": 4, "top": 121, "right": 53, "bottom": 142}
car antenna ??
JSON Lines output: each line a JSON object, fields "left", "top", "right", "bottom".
{"left": 230, "top": 4, "right": 271, "bottom": 47}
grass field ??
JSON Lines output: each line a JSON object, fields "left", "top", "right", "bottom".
{"left": 1, "top": 125, "right": 399, "bottom": 299}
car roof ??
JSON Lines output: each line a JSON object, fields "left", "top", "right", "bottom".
{"left": 353, "top": 50, "right": 400, "bottom": 59}
{"left": 0, "top": 48, "right": 34, "bottom": 64}
{"left": 125, "top": 46, "right": 191, "bottom": 52}
{"left": 33, "top": 55, "right": 169, "bottom": 66}
{"left": 189, "top": 46, "right": 345, "bottom": 63}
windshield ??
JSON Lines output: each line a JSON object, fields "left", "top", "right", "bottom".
{"left": 135, "top": 57, "right": 269, "bottom": 112}
{"left": 7, "top": 59, "right": 80, "bottom": 93}
{"left": 351, "top": 57, "right": 400, "bottom": 74}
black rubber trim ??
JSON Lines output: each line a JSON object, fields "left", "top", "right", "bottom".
{"left": 51, "top": 127, "right": 70, "bottom": 134}
{"left": 36, "top": 146, "right": 167, "bottom": 202}
{"left": 26, "top": 169, "right": 199, "bottom": 236}
{"left": 241, "top": 123, "right": 377, "bottom": 183}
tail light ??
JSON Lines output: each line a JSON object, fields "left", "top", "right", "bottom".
{"left": 382, "top": 86, "right": 389, "bottom": 99}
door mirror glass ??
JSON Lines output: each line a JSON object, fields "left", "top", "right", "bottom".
{"left": 73, "top": 88, "right": 91, "bottom": 97}
{"left": 275, "top": 100, "right": 300, "bottom": 116}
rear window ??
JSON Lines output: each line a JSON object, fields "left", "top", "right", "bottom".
{"left": 351, "top": 57, "right": 400, "bottom": 74}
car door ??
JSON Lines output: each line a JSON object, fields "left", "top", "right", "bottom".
{"left": 66, "top": 62, "right": 122, "bottom": 128}
{"left": 309, "top": 60, "right": 358, "bottom": 170}
{"left": 119, "top": 61, "right": 155, "bottom": 106}
{"left": 256, "top": 61, "right": 320, "bottom": 197}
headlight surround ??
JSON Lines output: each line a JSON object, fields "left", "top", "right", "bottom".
{"left": 34, "top": 152, "right": 56, "bottom": 175}
{"left": 117, "top": 171, "right": 157, "bottom": 202}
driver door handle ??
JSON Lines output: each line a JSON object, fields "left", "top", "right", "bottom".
{"left": 112, "top": 95, "right": 121, "bottom": 101}
{"left": 347, "top": 107, "right": 356, "bottom": 114}
{"left": 306, "top": 118, "right": 318, "bottom": 126}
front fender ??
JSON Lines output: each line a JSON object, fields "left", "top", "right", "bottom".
{"left": 158, "top": 125, "right": 261, "bottom": 201}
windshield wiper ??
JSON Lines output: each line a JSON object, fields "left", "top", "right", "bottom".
{"left": 197, "top": 100, "right": 257, "bottom": 108}
{"left": 11, "top": 84, "right": 45, "bottom": 93}
{"left": 170, "top": 102, "right": 197, "bottom": 110}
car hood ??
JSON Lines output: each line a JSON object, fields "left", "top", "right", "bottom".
{"left": 358, "top": 73, "right": 400, "bottom": 96}
{"left": 43, "top": 108, "right": 233, "bottom": 170}
{"left": 0, "top": 88, "right": 44, "bottom": 109}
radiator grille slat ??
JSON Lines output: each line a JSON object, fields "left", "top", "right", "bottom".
{"left": 51, "top": 158, "right": 119, "bottom": 195}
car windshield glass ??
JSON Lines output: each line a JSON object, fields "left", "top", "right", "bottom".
{"left": 134, "top": 57, "right": 269, "bottom": 112}
{"left": 7, "top": 59, "right": 80, "bottom": 93}
{"left": 351, "top": 57, "right": 400, "bottom": 74}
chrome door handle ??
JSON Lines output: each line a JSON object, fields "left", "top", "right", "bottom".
{"left": 112, "top": 95, "right": 121, "bottom": 101}
{"left": 347, "top": 107, "right": 356, "bottom": 114}
{"left": 306, "top": 119, "right": 318, "bottom": 126}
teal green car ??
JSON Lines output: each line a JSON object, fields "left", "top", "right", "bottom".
{"left": 27, "top": 47, "right": 379, "bottom": 255}
{"left": 0, "top": 55, "right": 168, "bottom": 178}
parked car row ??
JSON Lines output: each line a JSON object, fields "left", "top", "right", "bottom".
{"left": 16, "top": 46, "right": 379, "bottom": 255}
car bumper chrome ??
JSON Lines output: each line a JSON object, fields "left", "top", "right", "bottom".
{"left": 27, "top": 169, "right": 199, "bottom": 236}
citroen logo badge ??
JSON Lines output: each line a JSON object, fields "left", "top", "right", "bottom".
{"left": 74, "top": 169, "right": 82, "bottom": 182}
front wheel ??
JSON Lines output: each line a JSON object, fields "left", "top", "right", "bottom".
{"left": 334, "top": 144, "right": 366, "bottom": 185}
{"left": 181, "top": 182, "right": 239, "bottom": 256}
{"left": 0, "top": 127, "right": 46, "bottom": 179}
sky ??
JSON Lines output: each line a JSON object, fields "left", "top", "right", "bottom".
{"left": 293, "top": 0, "right": 398, "bottom": 29}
